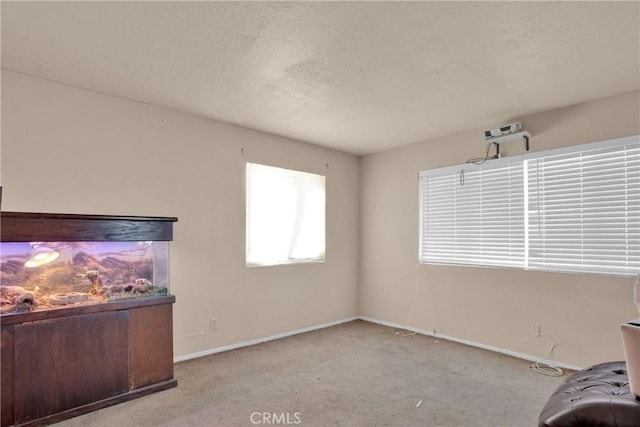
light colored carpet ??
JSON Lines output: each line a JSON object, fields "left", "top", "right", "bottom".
{"left": 54, "top": 320, "right": 567, "bottom": 426}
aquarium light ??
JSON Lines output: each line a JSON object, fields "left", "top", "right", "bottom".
{"left": 24, "top": 245, "right": 60, "bottom": 268}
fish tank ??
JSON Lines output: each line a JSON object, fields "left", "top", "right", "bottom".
{"left": 0, "top": 241, "right": 170, "bottom": 314}
{"left": 0, "top": 211, "right": 177, "bottom": 317}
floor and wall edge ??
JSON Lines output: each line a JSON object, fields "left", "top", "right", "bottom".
{"left": 174, "top": 316, "right": 359, "bottom": 363}
{"left": 359, "top": 316, "right": 583, "bottom": 371}
{"left": 174, "top": 315, "right": 583, "bottom": 371}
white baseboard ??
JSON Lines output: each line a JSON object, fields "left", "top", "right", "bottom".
{"left": 174, "top": 316, "right": 359, "bottom": 363}
{"left": 359, "top": 316, "right": 583, "bottom": 371}
{"left": 175, "top": 315, "right": 583, "bottom": 371}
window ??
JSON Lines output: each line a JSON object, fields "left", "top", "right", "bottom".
{"left": 420, "top": 157, "right": 525, "bottom": 268}
{"left": 246, "top": 163, "right": 325, "bottom": 266}
{"left": 419, "top": 135, "right": 640, "bottom": 276}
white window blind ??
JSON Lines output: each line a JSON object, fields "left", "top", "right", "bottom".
{"left": 526, "top": 137, "right": 640, "bottom": 275}
{"left": 246, "top": 163, "right": 325, "bottom": 267}
{"left": 420, "top": 158, "right": 525, "bottom": 268}
{"left": 419, "top": 135, "right": 640, "bottom": 276}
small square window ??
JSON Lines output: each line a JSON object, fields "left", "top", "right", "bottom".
{"left": 246, "top": 163, "right": 325, "bottom": 267}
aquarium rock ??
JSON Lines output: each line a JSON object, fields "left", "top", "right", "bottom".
{"left": 83, "top": 270, "right": 104, "bottom": 295}
{"left": 120, "top": 279, "right": 153, "bottom": 294}
{"left": 1, "top": 285, "right": 35, "bottom": 305}
{"left": 1, "top": 285, "right": 36, "bottom": 312}
{"left": 131, "top": 279, "right": 151, "bottom": 293}
{"left": 16, "top": 293, "right": 35, "bottom": 305}
{"left": 50, "top": 292, "right": 90, "bottom": 305}
{"left": 98, "top": 283, "right": 125, "bottom": 298}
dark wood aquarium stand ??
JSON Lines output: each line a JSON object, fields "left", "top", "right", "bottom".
{"left": 0, "top": 212, "right": 178, "bottom": 427}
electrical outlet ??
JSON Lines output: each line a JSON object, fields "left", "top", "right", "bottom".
{"left": 531, "top": 323, "right": 541, "bottom": 337}
{"left": 209, "top": 318, "right": 217, "bottom": 331}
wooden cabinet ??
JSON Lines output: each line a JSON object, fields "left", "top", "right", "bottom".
{"left": 0, "top": 212, "right": 177, "bottom": 427}
{"left": 129, "top": 304, "right": 175, "bottom": 389}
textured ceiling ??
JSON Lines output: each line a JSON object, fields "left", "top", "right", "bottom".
{"left": 2, "top": 1, "right": 639, "bottom": 155}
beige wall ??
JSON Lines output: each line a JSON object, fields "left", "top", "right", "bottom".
{"left": 3, "top": 69, "right": 638, "bottom": 368}
{"left": 359, "top": 90, "right": 640, "bottom": 368}
{"left": 0, "top": 70, "right": 360, "bottom": 358}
